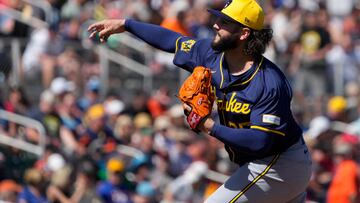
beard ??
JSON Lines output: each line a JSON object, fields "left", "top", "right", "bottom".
{"left": 211, "top": 33, "right": 239, "bottom": 51}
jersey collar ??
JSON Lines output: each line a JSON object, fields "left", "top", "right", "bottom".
{"left": 219, "top": 54, "right": 263, "bottom": 90}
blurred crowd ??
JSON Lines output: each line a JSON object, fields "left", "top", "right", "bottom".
{"left": 0, "top": 82, "right": 229, "bottom": 203}
{"left": 0, "top": 0, "right": 360, "bottom": 202}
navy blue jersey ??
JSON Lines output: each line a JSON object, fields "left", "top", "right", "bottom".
{"left": 174, "top": 37, "right": 302, "bottom": 164}
{"left": 124, "top": 19, "right": 302, "bottom": 165}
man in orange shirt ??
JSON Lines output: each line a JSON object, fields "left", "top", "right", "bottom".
{"left": 327, "top": 142, "right": 359, "bottom": 203}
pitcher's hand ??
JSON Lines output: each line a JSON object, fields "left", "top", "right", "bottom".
{"left": 88, "top": 19, "right": 126, "bottom": 42}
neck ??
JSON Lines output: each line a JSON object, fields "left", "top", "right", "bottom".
{"left": 224, "top": 47, "right": 255, "bottom": 75}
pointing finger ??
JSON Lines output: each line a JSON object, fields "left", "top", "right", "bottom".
{"left": 88, "top": 31, "right": 97, "bottom": 39}
{"left": 98, "top": 28, "right": 111, "bottom": 42}
{"left": 98, "top": 28, "right": 108, "bottom": 38}
{"left": 87, "top": 22, "right": 104, "bottom": 32}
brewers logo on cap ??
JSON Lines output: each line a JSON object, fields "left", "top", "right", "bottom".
{"left": 224, "top": 0, "right": 232, "bottom": 8}
{"left": 208, "top": 0, "right": 264, "bottom": 30}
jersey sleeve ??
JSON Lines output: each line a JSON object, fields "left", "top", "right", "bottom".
{"left": 125, "top": 19, "right": 182, "bottom": 53}
{"left": 250, "top": 87, "right": 290, "bottom": 137}
{"left": 173, "top": 37, "right": 210, "bottom": 72}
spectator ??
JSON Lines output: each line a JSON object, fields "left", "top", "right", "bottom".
{"left": 0, "top": 147, "right": 37, "bottom": 183}
{"left": 58, "top": 92, "right": 82, "bottom": 133}
{"left": 47, "top": 165, "right": 72, "bottom": 202}
{"left": 57, "top": 47, "right": 82, "bottom": 84}
{"left": 3, "top": 86, "right": 30, "bottom": 137}
{"left": 18, "top": 168, "right": 48, "bottom": 203}
{"left": 104, "top": 98, "right": 125, "bottom": 129}
{"left": 290, "top": 10, "right": 332, "bottom": 117}
{"left": 49, "top": 77, "right": 75, "bottom": 98}
{"left": 114, "top": 114, "right": 134, "bottom": 145}
{"left": 133, "top": 113, "right": 152, "bottom": 131}
{"left": 160, "top": 0, "right": 191, "bottom": 36}
{"left": 327, "top": 96, "right": 348, "bottom": 122}
{"left": 168, "top": 104, "right": 187, "bottom": 128}
{"left": 149, "top": 154, "right": 172, "bottom": 199}
{"left": 33, "top": 145, "right": 59, "bottom": 174}
{"left": 167, "top": 129, "right": 193, "bottom": 177}
{"left": 123, "top": 91, "right": 150, "bottom": 117}
{"left": 46, "top": 153, "right": 66, "bottom": 173}
{"left": 153, "top": 115, "right": 175, "bottom": 157}
{"left": 79, "top": 104, "right": 114, "bottom": 149}
{"left": 28, "top": 90, "right": 61, "bottom": 139}
{"left": 126, "top": 155, "right": 152, "bottom": 192}
{"left": 326, "top": 0, "right": 355, "bottom": 18}
{"left": 96, "top": 158, "right": 133, "bottom": 203}
{"left": 132, "top": 181, "right": 156, "bottom": 203}
{"left": 40, "top": 24, "right": 65, "bottom": 88}
{"left": 146, "top": 86, "right": 171, "bottom": 118}
{"left": 78, "top": 77, "right": 101, "bottom": 111}
{"left": 327, "top": 142, "right": 359, "bottom": 203}
{"left": 188, "top": 1, "right": 214, "bottom": 39}
{"left": 0, "top": 179, "right": 21, "bottom": 202}
{"left": 4, "top": 86, "right": 29, "bottom": 115}
{"left": 21, "top": 27, "right": 49, "bottom": 77}
{"left": 75, "top": 159, "right": 102, "bottom": 203}
{"left": 0, "top": 0, "right": 30, "bottom": 38}
{"left": 164, "top": 161, "right": 208, "bottom": 202}
{"left": 61, "top": 0, "right": 88, "bottom": 20}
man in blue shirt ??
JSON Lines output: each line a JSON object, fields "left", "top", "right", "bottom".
{"left": 18, "top": 168, "right": 48, "bottom": 203}
{"left": 88, "top": 0, "right": 312, "bottom": 202}
{"left": 96, "top": 158, "right": 133, "bottom": 203}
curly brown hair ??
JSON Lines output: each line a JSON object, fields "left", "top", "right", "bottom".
{"left": 244, "top": 28, "right": 273, "bottom": 58}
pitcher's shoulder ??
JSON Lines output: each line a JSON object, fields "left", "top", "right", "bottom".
{"left": 260, "top": 58, "right": 289, "bottom": 86}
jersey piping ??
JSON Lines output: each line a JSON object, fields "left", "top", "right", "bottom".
{"left": 229, "top": 154, "right": 280, "bottom": 203}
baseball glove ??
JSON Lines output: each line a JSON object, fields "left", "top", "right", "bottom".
{"left": 177, "top": 66, "right": 214, "bottom": 131}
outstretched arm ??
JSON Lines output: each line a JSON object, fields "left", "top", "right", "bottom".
{"left": 88, "top": 19, "right": 182, "bottom": 53}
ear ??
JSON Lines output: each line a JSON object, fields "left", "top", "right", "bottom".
{"left": 239, "top": 28, "right": 251, "bottom": 40}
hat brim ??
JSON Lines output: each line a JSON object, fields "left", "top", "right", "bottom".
{"left": 207, "top": 9, "right": 241, "bottom": 25}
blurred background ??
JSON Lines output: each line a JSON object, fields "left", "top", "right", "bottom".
{"left": 0, "top": 0, "right": 359, "bottom": 202}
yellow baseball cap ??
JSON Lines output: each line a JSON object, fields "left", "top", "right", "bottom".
{"left": 86, "top": 104, "right": 105, "bottom": 120}
{"left": 208, "top": 0, "right": 264, "bottom": 30}
{"left": 328, "top": 96, "right": 347, "bottom": 114}
{"left": 107, "top": 158, "right": 125, "bottom": 173}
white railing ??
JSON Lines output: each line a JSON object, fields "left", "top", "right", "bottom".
{"left": 97, "top": 45, "right": 153, "bottom": 96}
{"left": 0, "top": 6, "right": 48, "bottom": 29}
{"left": 117, "top": 144, "right": 144, "bottom": 158}
{"left": 331, "top": 121, "right": 359, "bottom": 135}
{"left": 0, "top": 6, "right": 155, "bottom": 94}
{"left": 0, "top": 110, "right": 46, "bottom": 156}
{"left": 21, "top": 0, "right": 53, "bottom": 24}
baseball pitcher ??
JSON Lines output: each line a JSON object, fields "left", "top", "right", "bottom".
{"left": 88, "top": 0, "right": 312, "bottom": 202}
